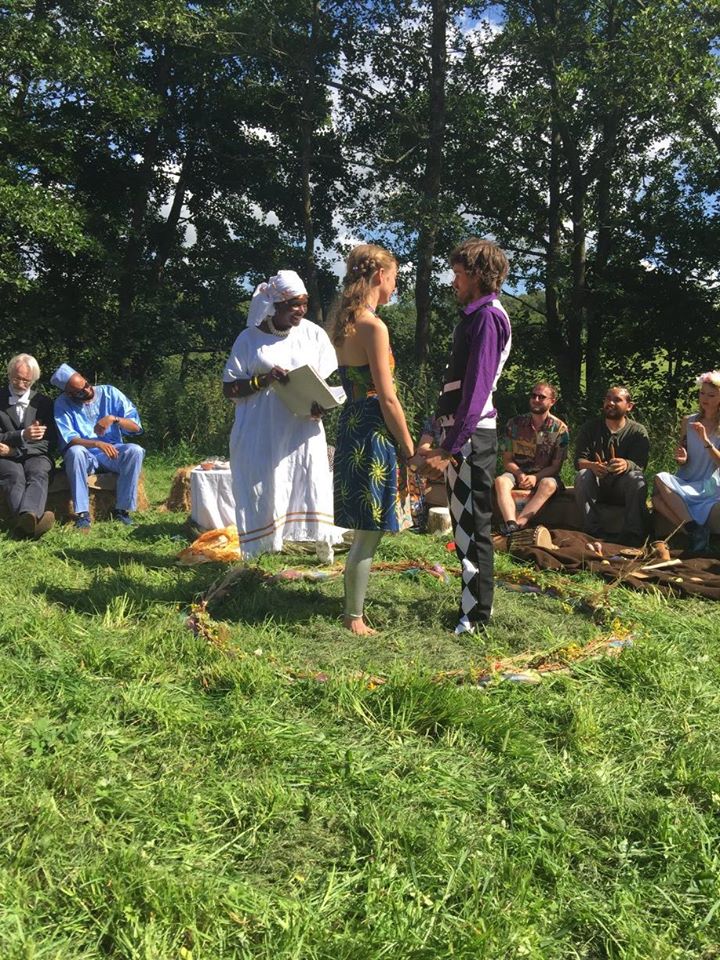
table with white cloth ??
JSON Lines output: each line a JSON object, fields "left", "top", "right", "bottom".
{"left": 190, "top": 465, "right": 236, "bottom": 530}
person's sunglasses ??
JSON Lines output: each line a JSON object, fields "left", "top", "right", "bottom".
{"left": 69, "top": 380, "right": 91, "bottom": 398}
{"left": 530, "top": 392, "right": 550, "bottom": 400}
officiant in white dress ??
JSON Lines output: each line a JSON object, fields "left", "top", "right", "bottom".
{"left": 222, "top": 270, "right": 340, "bottom": 558}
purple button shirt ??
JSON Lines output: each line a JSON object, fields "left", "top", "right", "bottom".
{"left": 441, "top": 292, "right": 512, "bottom": 454}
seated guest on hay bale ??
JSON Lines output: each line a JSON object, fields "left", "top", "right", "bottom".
{"left": 494, "top": 381, "right": 568, "bottom": 535}
{"left": 407, "top": 417, "right": 448, "bottom": 529}
{"left": 52, "top": 364, "right": 145, "bottom": 530}
{"left": 653, "top": 370, "right": 720, "bottom": 554}
{"left": 573, "top": 385, "right": 649, "bottom": 546}
{"left": 0, "top": 353, "right": 56, "bottom": 538}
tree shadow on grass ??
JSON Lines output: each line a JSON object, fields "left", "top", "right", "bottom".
{"left": 51, "top": 546, "right": 180, "bottom": 570}
{"left": 207, "top": 578, "right": 340, "bottom": 627}
{"left": 36, "top": 575, "right": 202, "bottom": 615}
{"left": 129, "top": 519, "right": 193, "bottom": 542}
{"left": 35, "top": 560, "right": 339, "bottom": 625}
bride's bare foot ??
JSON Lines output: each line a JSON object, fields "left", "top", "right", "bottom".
{"left": 343, "top": 616, "right": 377, "bottom": 635}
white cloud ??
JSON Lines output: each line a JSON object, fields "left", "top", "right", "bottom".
{"left": 238, "top": 123, "right": 279, "bottom": 146}
{"left": 158, "top": 162, "right": 196, "bottom": 248}
{"left": 248, "top": 203, "right": 279, "bottom": 228}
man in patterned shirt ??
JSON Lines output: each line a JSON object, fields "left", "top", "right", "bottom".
{"left": 495, "top": 382, "right": 569, "bottom": 535}
{"left": 417, "top": 238, "right": 512, "bottom": 634}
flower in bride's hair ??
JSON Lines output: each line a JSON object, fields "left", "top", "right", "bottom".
{"left": 696, "top": 370, "right": 720, "bottom": 388}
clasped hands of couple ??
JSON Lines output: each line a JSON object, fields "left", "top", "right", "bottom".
{"left": 407, "top": 445, "right": 453, "bottom": 481}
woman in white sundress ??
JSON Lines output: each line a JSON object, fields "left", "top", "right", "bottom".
{"left": 653, "top": 370, "right": 720, "bottom": 554}
{"left": 222, "top": 270, "right": 340, "bottom": 559}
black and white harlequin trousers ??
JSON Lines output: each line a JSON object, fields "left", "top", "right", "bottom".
{"left": 444, "top": 428, "right": 497, "bottom": 626}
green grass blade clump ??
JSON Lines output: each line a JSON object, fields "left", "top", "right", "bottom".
{"left": 0, "top": 456, "right": 719, "bottom": 958}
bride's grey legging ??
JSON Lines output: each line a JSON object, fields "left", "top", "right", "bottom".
{"left": 344, "top": 530, "right": 384, "bottom": 619}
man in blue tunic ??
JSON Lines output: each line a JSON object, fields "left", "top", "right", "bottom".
{"left": 51, "top": 364, "right": 145, "bottom": 529}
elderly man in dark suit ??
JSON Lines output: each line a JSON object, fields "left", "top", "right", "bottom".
{"left": 0, "top": 353, "right": 56, "bottom": 538}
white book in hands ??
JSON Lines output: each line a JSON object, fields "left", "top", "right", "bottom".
{"left": 270, "top": 364, "right": 346, "bottom": 417}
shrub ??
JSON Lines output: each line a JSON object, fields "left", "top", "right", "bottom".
{"left": 135, "top": 354, "right": 233, "bottom": 456}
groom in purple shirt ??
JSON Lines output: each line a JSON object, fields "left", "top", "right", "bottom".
{"left": 418, "top": 238, "right": 512, "bottom": 634}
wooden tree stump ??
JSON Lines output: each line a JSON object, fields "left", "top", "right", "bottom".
{"left": 427, "top": 506, "right": 452, "bottom": 534}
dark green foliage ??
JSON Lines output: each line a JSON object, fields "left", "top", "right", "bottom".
{"left": 135, "top": 353, "right": 234, "bottom": 455}
{"left": 1, "top": 0, "right": 719, "bottom": 420}
{"left": 0, "top": 0, "right": 346, "bottom": 379}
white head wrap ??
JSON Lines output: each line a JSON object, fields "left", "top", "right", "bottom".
{"left": 50, "top": 363, "right": 78, "bottom": 389}
{"left": 246, "top": 270, "right": 308, "bottom": 327}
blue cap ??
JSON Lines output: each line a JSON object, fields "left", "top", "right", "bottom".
{"left": 50, "top": 363, "right": 78, "bottom": 389}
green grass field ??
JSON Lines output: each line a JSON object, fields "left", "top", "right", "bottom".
{"left": 1, "top": 457, "right": 719, "bottom": 959}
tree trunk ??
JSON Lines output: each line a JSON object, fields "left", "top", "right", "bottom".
{"left": 567, "top": 181, "right": 587, "bottom": 396}
{"left": 545, "top": 120, "right": 580, "bottom": 404}
{"left": 585, "top": 2, "right": 620, "bottom": 404}
{"left": 414, "top": 0, "right": 446, "bottom": 363}
{"left": 152, "top": 142, "right": 194, "bottom": 288}
{"left": 585, "top": 110, "right": 619, "bottom": 405}
{"left": 116, "top": 50, "right": 170, "bottom": 363}
{"left": 533, "top": 0, "right": 583, "bottom": 405}
{"left": 299, "top": 0, "right": 323, "bottom": 325}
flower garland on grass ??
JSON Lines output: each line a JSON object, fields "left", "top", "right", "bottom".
{"left": 184, "top": 560, "right": 635, "bottom": 689}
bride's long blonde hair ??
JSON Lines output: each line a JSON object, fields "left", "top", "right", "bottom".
{"left": 328, "top": 244, "right": 397, "bottom": 346}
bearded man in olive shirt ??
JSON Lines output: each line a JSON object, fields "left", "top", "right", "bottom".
{"left": 574, "top": 386, "right": 650, "bottom": 546}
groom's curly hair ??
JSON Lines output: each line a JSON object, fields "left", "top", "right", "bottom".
{"left": 450, "top": 238, "right": 509, "bottom": 294}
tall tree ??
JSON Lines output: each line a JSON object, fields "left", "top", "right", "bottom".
{"left": 0, "top": 0, "right": 349, "bottom": 376}
{"left": 414, "top": 0, "right": 447, "bottom": 361}
{"left": 453, "top": 0, "right": 720, "bottom": 405}
{"left": 337, "top": 0, "right": 468, "bottom": 358}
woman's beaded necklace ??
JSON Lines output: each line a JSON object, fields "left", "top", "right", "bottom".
{"left": 266, "top": 314, "right": 292, "bottom": 338}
